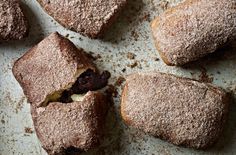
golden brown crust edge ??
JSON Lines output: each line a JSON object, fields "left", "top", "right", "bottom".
{"left": 121, "top": 82, "right": 132, "bottom": 126}
{"left": 151, "top": 18, "right": 173, "bottom": 66}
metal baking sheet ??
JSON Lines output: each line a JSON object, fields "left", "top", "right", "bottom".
{"left": 0, "top": 0, "right": 236, "bottom": 154}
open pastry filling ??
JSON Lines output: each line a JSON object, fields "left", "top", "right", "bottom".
{"left": 58, "top": 69, "right": 110, "bottom": 103}
{"left": 45, "top": 69, "right": 110, "bottom": 105}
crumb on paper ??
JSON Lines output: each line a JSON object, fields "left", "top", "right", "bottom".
{"left": 106, "top": 85, "right": 118, "bottom": 97}
{"left": 198, "top": 68, "right": 213, "bottom": 83}
{"left": 127, "top": 61, "right": 138, "bottom": 68}
{"left": 25, "top": 127, "right": 33, "bottom": 134}
{"left": 86, "top": 51, "right": 101, "bottom": 60}
{"left": 160, "top": 1, "right": 169, "bottom": 10}
{"left": 131, "top": 31, "right": 139, "bottom": 41}
{"left": 127, "top": 52, "right": 136, "bottom": 60}
{"left": 15, "top": 96, "right": 26, "bottom": 113}
{"left": 154, "top": 57, "right": 160, "bottom": 61}
{"left": 142, "top": 13, "right": 151, "bottom": 22}
{"left": 115, "top": 76, "right": 126, "bottom": 86}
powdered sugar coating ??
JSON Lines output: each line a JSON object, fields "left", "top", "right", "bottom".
{"left": 151, "top": 0, "right": 236, "bottom": 65}
{"left": 13, "top": 32, "right": 96, "bottom": 107}
{"left": 37, "top": 0, "right": 127, "bottom": 38}
{"left": 31, "top": 91, "right": 109, "bottom": 155}
{"left": 121, "top": 72, "right": 229, "bottom": 149}
{"left": 0, "top": 0, "right": 28, "bottom": 40}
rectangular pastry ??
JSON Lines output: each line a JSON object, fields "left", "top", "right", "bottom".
{"left": 121, "top": 72, "right": 230, "bottom": 149}
{"left": 151, "top": 0, "right": 236, "bottom": 65}
{"left": 37, "top": 0, "right": 127, "bottom": 38}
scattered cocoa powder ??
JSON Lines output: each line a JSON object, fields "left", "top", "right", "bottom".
{"left": 131, "top": 31, "right": 139, "bottom": 41}
{"left": 106, "top": 85, "right": 118, "bottom": 98}
{"left": 160, "top": 1, "right": 169, "bottom": 10}
{"left": 122, "top": 68, "right": 126, "bottom": 72}
{"left": 199, "top": 68, "right": 213, "bottom": 83}
{"left": 127, "top": 61, "right": 138, "bottom": 68}
{"left": 24, "top": 127, "right": 33, "bottom": 134}
{"left": 115, "top": 76, "right": 126, "bottom": 86}
{"left": 127, "top": 52, "right": 136, "bottom": 60}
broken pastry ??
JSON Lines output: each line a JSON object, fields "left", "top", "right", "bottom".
{"left": 151, "top": 0, "right": 236, "bottom": 66}
{"left": 37, "top": 0, "right": 127, "bottom": 38}
{"left": 31, "top": 91, "right": 109, "bottom": 155}
{"left": 121, "top": 72, "right": 230, "bottom": 149}
{"left": 0, "top": 0, "right": 28, "bottom": 41}
{"left": 13, "top": 32, "right": 110, "bottom": 154}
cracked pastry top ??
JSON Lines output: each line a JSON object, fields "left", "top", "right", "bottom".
{"left": 37, "top": 0, "right": 127, "bottom": 38}
{"left": 13, "top": 32, "right": 111, "bottom": 155}
{"left": 13, "top": 32, "right": 99, "bottom": 107}
{"left": 31, "top": 91, "right": 109, "bottom": 155}
{"left": 0, "top": 0, "right": 28, "bottom": 41}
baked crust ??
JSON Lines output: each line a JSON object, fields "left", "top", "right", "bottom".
{"left": 0, "top": 0, "right": 28, "bottom": 41}
{"left": 37, "top": 0, "right": 127, "bottom": 38}
{"left": 31, "top": 91, "right": 109, "bottom": 155}
{"left": 121, "top": 72, "right": 230, "bottom": 149}
{"left": 13, "top": 32, "right": 96, "bottom": 107}
{"left": 151, "top": 0, "right": 236, "bottom": 66}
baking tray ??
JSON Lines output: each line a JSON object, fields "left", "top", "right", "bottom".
{"left": 0, "top": 0, "right": 236, "bottom": 154}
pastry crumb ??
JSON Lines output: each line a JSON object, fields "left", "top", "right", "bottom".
{"left": 127, "top": 61, "right": 138, "bottom": 68}
{"left": 25, "top": 127, "right": 33, "bottom": 134}
{"left": 115, "top": 76, "right": 126, "bottom": 86}
{"left": 127, "top": 52, "right": 136, "bottom": 60}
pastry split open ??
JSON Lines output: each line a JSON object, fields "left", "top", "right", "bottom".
{"left": 13, "top": 32, "right": 110, "bottom": 154}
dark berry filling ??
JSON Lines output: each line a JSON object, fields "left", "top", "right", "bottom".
{"left": 59, "top": 69, "right": 110, "bottom": 103}
{"left": 64, "top": 146, "right": 82, "bottom": 154}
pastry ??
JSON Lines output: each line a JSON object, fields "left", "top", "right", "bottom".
{"left": 0, "top": 0, "right": 28, "bottom": 41}
{"left": 37, "top": 0, "right": 127, "bottom": 38}
{"left": 151, "top": 0, "right": 236, "bottom": 66}
{"left": 31, "top": 91, "right": 109, "bottom": 155}
{"left": 13, "top": 32, "right": 111, "bottom": 107}
{"left": 13, "top": 32, "right": 110, "bottom": 154}
{"left": 121, "top": 72, "right": 230, "bottom": 149}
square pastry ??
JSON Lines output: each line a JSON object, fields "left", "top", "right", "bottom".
{"left": 31, "top": 91, "right": 109, "bottom": 155}
{"left": 37, "top": 0, "right": 127, "bottom": 38}
{"left": 13, "top": 32, "right": 96, "bottom": 107}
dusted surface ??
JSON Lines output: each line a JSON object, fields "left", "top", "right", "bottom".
{"left": 121, "top": 72, "right": 229, "bottom": 149}
{"left": 37, "top": 0, "right": 127, "bottom": 38}
{"left": 31, "top": 91, "right": 108, "bottom": 155}
{"left": 12, "top": 32, "right": 95, "bottom": 107}
{"left": 0, "top": 0, "right": 236, "bottom": 155}
{"left": 151, "top": 0, "right": 236, "bottom": 66}
{"left": 0, "top": 0, "right": 28, "bottom": 40}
